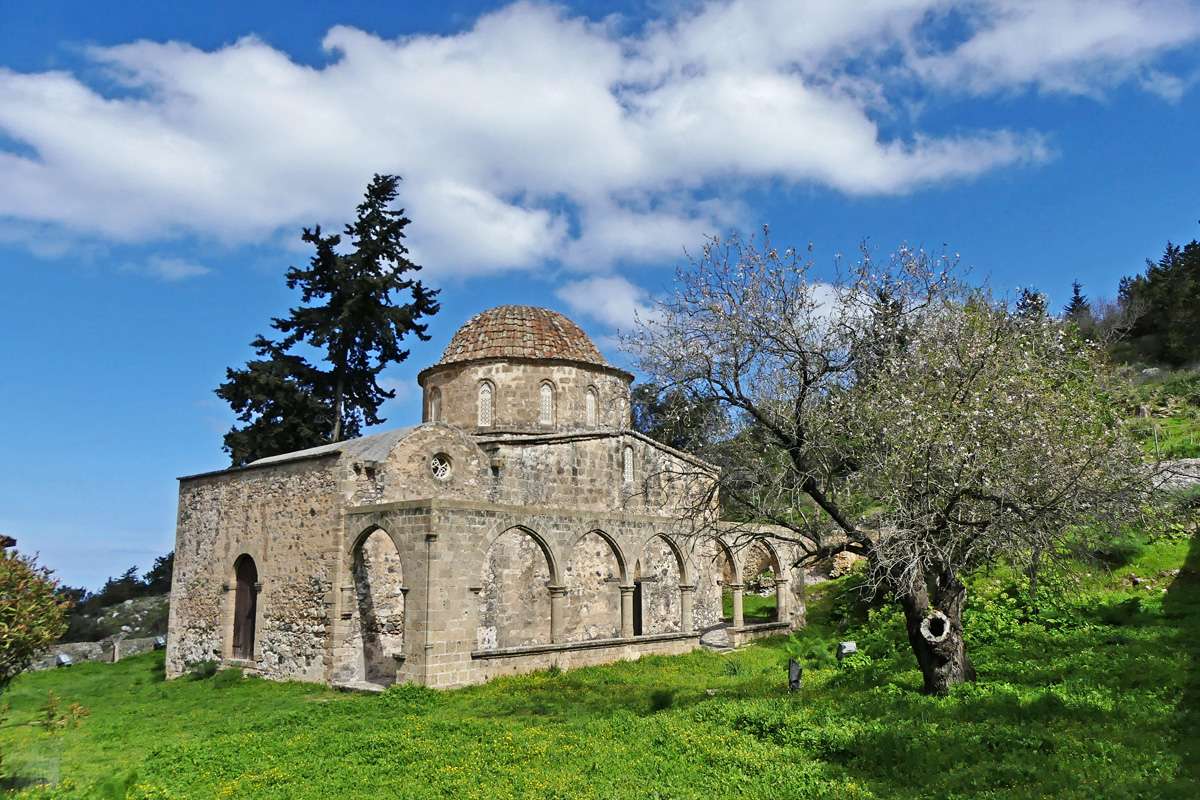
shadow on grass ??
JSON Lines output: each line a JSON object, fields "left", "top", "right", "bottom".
{"left": 1165, "top": 529, "right": 1200, "bottom": 787}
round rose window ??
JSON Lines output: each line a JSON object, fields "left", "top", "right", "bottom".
{"left": 430, "top": 453, "right": 453, "bottom": 480}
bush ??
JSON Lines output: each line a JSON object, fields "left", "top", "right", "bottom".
{"left": 1098, "top": 597, "right": 1144, "bottom": 626}
{"left": 0, "top": 549, "right": 70, "bottom": 692}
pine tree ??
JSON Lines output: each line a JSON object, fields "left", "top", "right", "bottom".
{"left": 1015, "top": 287, "right": 1048, "bottom": 319}
{"left": 1062, "top": 281, "right": 1090, "bottom": 319}
{"left": 216, "top": 175, "right": 439, "bottom": 465}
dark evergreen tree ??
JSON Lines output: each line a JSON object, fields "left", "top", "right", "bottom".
{"left": 272, "top": 174, "right": 440, "bottom": 442}
{"left": 1119, "top": 239, "right": 1200, "bottom": 366}
{"left": 1063, "top": 281, "right": 1090, "bottom": 319}
{"left": 1015, "top": 287, "right": 1048, "bottom": 319}
{"left": 631, "top": 383, "right": 727, "bottom": 453}
{"left": 217, "top": 174, "right": 440, "bottom": 464}
{"left": 143, "top": 551, "right": 175, "bottom": 594}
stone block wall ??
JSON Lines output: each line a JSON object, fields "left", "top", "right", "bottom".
{"left": 167, "top": 457, "right": 344, "bottom": 682}
{"left": 419, "top": 359, "right": 631, "bottom": 432}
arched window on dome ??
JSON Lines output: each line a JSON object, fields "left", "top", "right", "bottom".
{"left": 539, "top": 382, "right": 556, "bottom": 426}
{"left": 427, "top": 387, "right": 442, "bottom": 423}
{"left": 622, "top": 445, "right": 635, "bottom": 484}
{"left": 478, "top": 381, "right": 494, "bottom": 427}
{"left": 585, "top": 386, "right": 598, "bottom": 427}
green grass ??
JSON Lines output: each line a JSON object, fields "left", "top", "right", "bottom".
{"left": 721, "top": 589, "right": 778, "bottom": 623}
{"left": 3, "top": 535, "right": 1200, "bottom": 799}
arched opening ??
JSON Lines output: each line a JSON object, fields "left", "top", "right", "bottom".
{"left": 427, "top": 386, "right": 442, "bottom": 423}
{"left": 232, "top": 554, "right": 258, "bottom": 659}
{"left": 698, "top": 538, "right": 737, "bottom": 630}
{"left": 622, "top": 445, "right": 635, "bottom": 484}
{"left": 741, "top": 539, "right": 782, "bottom": 623}
{"left": 351, "top": 528, "right": 405, "bottom": 686}
{"left": 477, "top": 527, "right": 556, "bottom": 650}
{"left": 564, "top": 530, "right": 624, "bottom": 641}
{"left": 585, "top": 386, "right": 598, "bottom": 427}
{"left": 635, "top": 535, "right": 684, "bottom": 635}
{"left": 478, "top": 381, "right": 494, "bottom": 427}
{"left": 539, "top": 381, "right": 556, "bottom": 426}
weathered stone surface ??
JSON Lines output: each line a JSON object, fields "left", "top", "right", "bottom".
{"left": 168, "top": 306, "right": 807, "bottom": 689}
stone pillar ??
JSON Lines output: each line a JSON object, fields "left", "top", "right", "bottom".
{"left": 774, "top": 578, "right": 790, "bottom": 624}
{"left": 619, "top": 584, "right": 635, "bottom": 638}
{"left": 549, "top": 585, "right": 567, "bottom": 643}
{"left": 730, "top": 583, "right": 745, "bottom": 628}
{"left": 679, "top": 584, "right": 696, "bottom": 634}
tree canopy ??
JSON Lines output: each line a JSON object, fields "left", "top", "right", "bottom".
{"left": 1119, "top": 239, "right": 1200, "bottom": 367}
{"left": 1, "top": 548, "right": 69, "bottom": 692}
{"left": 217, "top": 174, "right": 440, "bottom": 465}
{"left": 626, "top": 232, "right": 1151, "bottom": 693}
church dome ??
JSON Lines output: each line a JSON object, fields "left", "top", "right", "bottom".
{"left": 436, "top": 305, "right": 609, "bottom": 368}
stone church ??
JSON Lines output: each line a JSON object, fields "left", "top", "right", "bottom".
{"left": 167, "top": 306, "right": 805, "bottom": 689}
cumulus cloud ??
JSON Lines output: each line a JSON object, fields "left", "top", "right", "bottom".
{"left": 556, "top": 274, "right": 660, "bottom": 330}
{"left": 0, "top": 0, "right": 1196, "bottom": 277}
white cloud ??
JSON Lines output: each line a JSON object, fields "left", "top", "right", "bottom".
{"left": 911, "top": 0, "right": 1200, "bottom": 96}
{"left": 556, "top": 274, "right": 659, "bottom": 330}
{"left": 127, "top": 255, "right": 212, "bottom": 281}
{"left": 0, "top": 0, "right": 1195, "bottom": 276}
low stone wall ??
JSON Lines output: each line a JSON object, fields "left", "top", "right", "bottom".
{"left": 728, "top": 622, "right": 790, "bottom": 648}
{"left": 468, "top": 632, "right": 699, "bottom": 685}
{"left": 30, "top": 636, "right": 161, "bottom": 671}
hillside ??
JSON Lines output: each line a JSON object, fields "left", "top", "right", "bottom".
{"left": 2, "top": 527, "right": 1198, "bottom": 799}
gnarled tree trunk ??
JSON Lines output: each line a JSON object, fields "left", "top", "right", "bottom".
{"left": 898, "top": 567, "right": 975, "bottom": 695}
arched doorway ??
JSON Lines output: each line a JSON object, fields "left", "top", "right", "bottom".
{"left": 232, "top": 555, "right": 258, "bottom": 659}
{"left": 352, "top": 528, "right": 405, "bottom": 686}
{"left": 742, "top": 540, "right": 782, "bottom": 623}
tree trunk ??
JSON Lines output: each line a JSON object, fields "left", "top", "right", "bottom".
{"left": 899, "top": 567, "right": 976, "bottom": 695}
{"left": 331, "top": 370, "right": 345, "bottom": 442}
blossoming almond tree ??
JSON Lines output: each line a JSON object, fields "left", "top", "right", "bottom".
{"left": 626, "top": 232, "right": 1152, "bottom": 694}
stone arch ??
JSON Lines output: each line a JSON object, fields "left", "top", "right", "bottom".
{"left": 231, "top": 553, "right": 258, "bottom": 659}
{"left": 740, "top": 537, "right": 784, "bottom": 623}
{"left": 634, "top": 533, "right": 687, "bottom": 636}
{"left": 427, "top": 386, "right": 442, "bottom": 423}
{"left": 477, "top": 379, "right": 495, "bottom": 427}
{"left": 538, "top": 380, "right": 557, "bottom": 426}
{"left": 563, "top": 529, "right": 626, "bottom": 642}
{"left": 697, "top": 536, "right": 739, "bottom": 629}
{"left": 348, "top": 526, "right": 405, "bottom": 686}
{"left": 584, "top": 385, "right": 598, "bottom": 427}
{"left": 476, "top": 525, "right": 558, "bottom": 650}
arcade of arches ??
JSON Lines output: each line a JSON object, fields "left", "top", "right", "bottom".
{"left": 168, "top": 306, "right": 806, "bottom": 689}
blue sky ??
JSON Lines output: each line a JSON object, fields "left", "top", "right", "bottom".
{"left": 2, "top": 0, "right": 1198, "bottom": 590}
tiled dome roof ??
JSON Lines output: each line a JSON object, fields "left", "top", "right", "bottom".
{"left": 436, "top": 306, "right": 609, "bottom": 367}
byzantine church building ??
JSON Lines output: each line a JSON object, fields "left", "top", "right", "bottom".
{"left": 167, "top": 306, "right": 806, "bottom": 689}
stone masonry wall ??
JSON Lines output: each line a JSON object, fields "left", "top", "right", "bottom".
{"left": 167, "top": 458, "right": 343, "bottom": 682}
{"left": 420, "top": 359, "right": 631, "bottom": 432}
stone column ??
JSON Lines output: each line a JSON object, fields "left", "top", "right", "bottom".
{"left": 619, "top": 584, "right": 635, "bottom": 638}
{"left": 774, "top": 578, "right": 790, "bottom": 624}
{"left": 729, "top": 583, "right": 745, "bottom": 628}
{"left": 549, "top": 585, "right": 567, "bottom": 643}
{"left": 679, "top": 584, "right": 696, "bottom": 634}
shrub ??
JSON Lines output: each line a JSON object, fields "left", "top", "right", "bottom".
{"left": 1098, "top": 597, "right": 1144, "bottom": 626}
{"left": 0, "top": 549, "right": 70, "bottom": 692}
{"left": 1091, "top": 529, "right": 1147, "bottom": 567}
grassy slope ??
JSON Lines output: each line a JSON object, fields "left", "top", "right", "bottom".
{"left": 2, "top": 535, "right": 1198, "bottom": 800}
